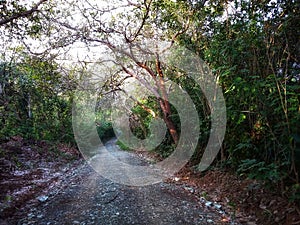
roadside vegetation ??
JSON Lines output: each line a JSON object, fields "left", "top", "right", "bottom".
{"left": 0, "top": 0, "right": 299, "bottom": 223}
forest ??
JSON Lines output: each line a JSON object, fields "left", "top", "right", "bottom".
{"left": 0, "top": 0, "right": 299, "bottom": 224}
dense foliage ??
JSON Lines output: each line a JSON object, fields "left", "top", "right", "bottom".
{"left": 126, "top": 0, "right": 300, "bottom": 199}
{"left": 0, "top": 57, "right": 76, "bottom": 143}
{"left": 192, "top": 0, "right": 300, "bottom": 196}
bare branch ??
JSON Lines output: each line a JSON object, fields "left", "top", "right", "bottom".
{"left": 127, "top": 92, "right": 157, "bottom": 118}
{"left": 126, "top": 0, "right": 152, "bottom": 43}
{"left": 121, "top": 65, "right": 160, "bottom": 98}
{"left": 161, "top": 18, "right": 190, "bottom": 53}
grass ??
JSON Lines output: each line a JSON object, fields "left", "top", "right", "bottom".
{"left": 116, "top": 140, "right": 132, "bottom": 151}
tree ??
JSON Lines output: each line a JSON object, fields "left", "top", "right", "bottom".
{"left": 174, "top": 0, "right": 300, "bottom": 184}
{"left": 45, "top": 0, "right": 190, "bottom": 145}
{"left": 0, "top": 0, "right": 78, "bottom": 143}
{"left": 0, "top": 54, "right": 78, "bottom": 142}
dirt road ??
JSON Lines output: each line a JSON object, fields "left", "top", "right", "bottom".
{"left": 3, "top": 139, "right": 228, "bottom": 225}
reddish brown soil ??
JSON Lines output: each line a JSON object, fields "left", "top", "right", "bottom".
{"left": 135, "top": 150, "right": 300, "bottom": 224}
{"left": 171, "top": 165, "right": 300, "bottom": 225}
{"left": 0, "top": 136, "right": 81, "bottom": 221}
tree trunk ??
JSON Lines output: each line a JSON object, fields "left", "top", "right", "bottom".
{"left": 156, "top": 57, "right": 179, "bottom": 145}
{"left": 158, "top": 98, "right": 179, "bottom": 145}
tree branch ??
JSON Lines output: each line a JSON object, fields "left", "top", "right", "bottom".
{"left": 0, "top": 0, "right": 48, "bottom": 26}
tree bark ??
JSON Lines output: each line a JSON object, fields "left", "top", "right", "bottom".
{"left": 155, "top": 56, "right": 179, "bottom": 145}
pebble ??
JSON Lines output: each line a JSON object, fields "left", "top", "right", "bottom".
{"left": 27, "top": 213, "right": 34, "bottom": 219}
{"left": 205, "top": 201, "right": 213, "bottom": 207}
{"left": 174, "top": 177, "right": 180, "bottom": 181}
{"left": 214, "top": 203, "right": 222, "bottom": 209}
{"left": 184, "top": 186, "right": 195, "bottom": 193}
{"left": 37, "top": 195, "right": 48, "bottom": 202}
{"left": 36, "top": 214, "right": 43, "bottom": 219}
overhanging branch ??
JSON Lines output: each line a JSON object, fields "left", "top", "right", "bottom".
{"left": 0, "top": 0, "right": 48, "bottom": 26}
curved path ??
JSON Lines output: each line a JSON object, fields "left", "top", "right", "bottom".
{"left": 11, "top": 139, "right": 227, "bottom": 225}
